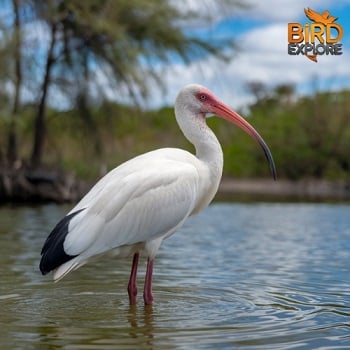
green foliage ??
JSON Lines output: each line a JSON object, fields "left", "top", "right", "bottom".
{"left": 30, "top": 0, "right": 236, "bottom": 101}
{"left": 0, "top": 0, "right": 239, "bottom": 166}
{"left": 3, "top": 87, "right": 349, "bottom": 181}
{"left": 236, "top": 87, "right": 350, "bottom": 180}
{"left": 0, "top": 1, "right": 348, "bottom": 181}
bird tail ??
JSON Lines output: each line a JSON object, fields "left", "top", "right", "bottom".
{"left": 52, "top": 258, "right": 87, "bottom": 281}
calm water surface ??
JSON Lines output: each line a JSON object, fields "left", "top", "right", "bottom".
{"left": 0, "top": 203, "right": 350, "bottom": 349}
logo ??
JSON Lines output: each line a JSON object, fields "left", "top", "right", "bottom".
{"left": 288, "top": 8, "right": 343, "bottom": 62}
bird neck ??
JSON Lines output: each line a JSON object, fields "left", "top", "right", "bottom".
{"left": 175, "top": 105, "right": 223, "bottom": 178}
{"left": 194, "top": 117, "right": 224, "bottom": 170}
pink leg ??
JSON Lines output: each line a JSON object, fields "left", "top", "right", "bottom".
{"left": 143, "top": 257, "right": 154, "bottom": 305}
{"left": 128, "top": 253, "right": 139, "bottom": 304}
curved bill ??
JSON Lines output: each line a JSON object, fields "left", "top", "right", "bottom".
{"left": 212, "top": 102, "right": 277, "bottom": 180}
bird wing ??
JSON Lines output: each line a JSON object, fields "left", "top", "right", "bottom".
{"left": 321, "top": 10, "right": 330, "bottom": 19}
{"left": 304, "top": 7, "right": 322, "bottom": 23}
{"left": 63, "top": 151, "right": 201, "bottom": 258}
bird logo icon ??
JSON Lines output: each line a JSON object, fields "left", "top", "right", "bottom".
{"left": 303, "top": 8, "right": 339, "bottom": 62}
{"left": 287, "top": 8, "right": 343, "bottom": 62}
{"left": 304, "top": 8, "right": 338, "bottom": 26}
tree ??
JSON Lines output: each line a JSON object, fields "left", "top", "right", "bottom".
{"left": 27, "top": 0, "right": 237, "bottom": 167}
{"left": 0, "top": 0, "right": 23, "bottom": 166}
{"left": 0, "top": 0, "right": 238, "bottom": 168}
{"left": 6, "top": 0, "right": 22, "bottom": 166}
{"left": 30, "top": 17, "right": 58, "bottom": 167}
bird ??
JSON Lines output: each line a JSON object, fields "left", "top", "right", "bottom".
{"left": 304, "top": 7, "right": 338, "bottom": 25}
{"left": 39, "top": 84, "right": 276, "bottom": 305}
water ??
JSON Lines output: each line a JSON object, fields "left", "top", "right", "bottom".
{"left": 0, "top": 203, "right": 350, "bottom": 349}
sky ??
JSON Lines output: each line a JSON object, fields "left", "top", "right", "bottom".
{"left": 2, "top": 0, "right": 349, "bottom": 111}
{"left": 145, "top": 0, "right": 350, "bottom": 110}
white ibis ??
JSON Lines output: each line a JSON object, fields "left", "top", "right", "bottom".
{"left": 40, "top": 84, "right": 276, "bottom": 305}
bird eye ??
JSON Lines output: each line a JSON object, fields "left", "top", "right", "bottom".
{"left": 199, "top": 94, "right": 206, "bottom": 101}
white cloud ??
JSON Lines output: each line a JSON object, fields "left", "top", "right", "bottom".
{"left": 171, "top": 0, "right": 240, "bottom": 24}
{"left": 146, "top": 3, "right": 350, "bottom": 111}
{"left": 174, "top": 0, "right": 343, "bottom": 23}
{"left": 238, "top": 22, "right": 348, "bottom": 82}
{"left": 16, "top": 0, "right": 349, "bottom": 112}
{"left": 237, "top": 0, "right": 339, "bottom": 21}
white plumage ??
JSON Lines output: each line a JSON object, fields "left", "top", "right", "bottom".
{"left": 40, "top": 84, "right": 276, "bottom": 304}
{"left": 55, "top": 149, "right": 211, "bottom": 279}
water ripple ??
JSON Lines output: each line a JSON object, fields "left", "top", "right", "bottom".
{"left": 1, "top": 203, "right": 350, "bottom": 349}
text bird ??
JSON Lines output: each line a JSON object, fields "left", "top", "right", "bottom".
{"left": 40, "top": 84, "right": 276, "bottom": 305}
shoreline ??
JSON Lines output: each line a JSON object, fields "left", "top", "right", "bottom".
{"left": 218, "top": 178, "right": 350, "bottom": 202}
{"left": 1, "top": 167, "right": 350, "bottom": 204}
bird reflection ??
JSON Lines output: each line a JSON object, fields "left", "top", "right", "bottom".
{"left": 127, "top": 304, "right": 155, "bottom": 348}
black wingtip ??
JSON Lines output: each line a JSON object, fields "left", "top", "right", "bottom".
{"left": 39, "top": 261, "right": 51, "bottom": 275}
{"left": 40, "top": 209, "right": 85, "bottom": 275}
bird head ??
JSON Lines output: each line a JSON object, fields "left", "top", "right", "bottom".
{"left": 177, "top": 84, "right": 277, "bottom": 180}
